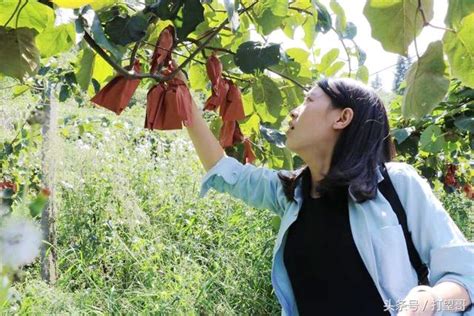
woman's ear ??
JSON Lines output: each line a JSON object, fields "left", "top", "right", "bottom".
{"left": 333, "top": 107, "right": 353, "bottom": 130}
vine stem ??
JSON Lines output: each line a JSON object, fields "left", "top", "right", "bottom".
{"left": 417, "top": 0, "right": 456, "bottom": 33}
{"left": 330, "top": 26, "right": 352, "bottom": 77}
{"left": 15, "top": 0, "right": 29, "bottom": 28}
{"left": 183, "top": 39, "right": 309, "bottom": 91}
{"left": 3, "top": 0, "right": 21, "bottom": 27}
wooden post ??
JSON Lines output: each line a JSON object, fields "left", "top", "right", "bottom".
{"left": 40, "top": 81, "right": 57, "bottom": 284}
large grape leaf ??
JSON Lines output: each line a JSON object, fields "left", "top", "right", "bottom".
{"left": 176, "top": 0, "right": 204, "bottom": 40}
{"left": 104, "top": 14, "right": 148, "bottom": 46}
{"left": 444, "top": 0, "right": 474, "bottom": 29}
{"left": 0, "top": 0, "right": 54, "bottom": 32}
{"left": 363, "top": 0, "right": 433, "bottom": 56}
{"left": 0, "top": 27, "right": 40, "bottom": 80}
{"left": 419, "top": 124, "right": 445, "bottom": 153}
{"left": 254, "top": 5, "right": 285, "bottom": 35}
{"left": 259, "top": 0, "right": 289, "bottom": 17}
{"left": 252, "top": 76, "right": 283, "bottom": 124}
{"left": 36, "top": 23, "right": 75, "bottom": 58}
{"left": 443, "top": 13, "right": 474, "bottom": 88}
{"left": 234, "top": 41, "right": 281, "bottom": 74}
{"left": 402, "top": 41, "right": 449, "bottom": 119}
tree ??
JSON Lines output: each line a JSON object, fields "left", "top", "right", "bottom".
{"left": 392, "top": 56, "right": 411, "bottom": 94}
{"left": 371, "top": 73, "right": 383, "bottom": 90}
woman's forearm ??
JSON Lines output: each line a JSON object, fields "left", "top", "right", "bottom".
{"left": 185, "top": 98, "right": 225, "bottom": 172}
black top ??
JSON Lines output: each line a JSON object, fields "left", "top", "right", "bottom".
{"left": 283, "top": 168, "right": 389, "bottom": 315}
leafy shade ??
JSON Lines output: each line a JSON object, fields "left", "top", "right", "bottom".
{"left": 443, "top": 13, "right": 474, "bottom": 88}
{"left": 363, "top": 0, "right": 433, "bottom": 56}
{"left": 402, "top": 41, "right": 449, "bottom": 119}
{"left": 0, "top": 27, "right": 40, "bottom": 80}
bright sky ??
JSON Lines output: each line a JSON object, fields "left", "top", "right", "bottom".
{"left": 259, "top": 0, "right": 448, "bottom": 91}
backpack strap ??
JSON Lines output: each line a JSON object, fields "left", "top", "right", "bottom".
{"left": 378, "top": 163, "right": 430, "bottom": 286}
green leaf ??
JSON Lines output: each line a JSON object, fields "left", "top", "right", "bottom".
{"left": 357, "top": 47, "right": 367, "bottom": 66}
{"left": 36, "top": 23, "right": 75, "bottom": 58}
{"left": 419, "top": 124, "right": 445, "bottom": 153}
{"left": 234, "top": 41, "right": 281, "bottom": 74}
{"left": 252, "top": 76, "right": 283, "bottom": 123}
{"left": 286, "top": 48, "right": 309, "bottom": 65}
{"left": 82, "top": 6, "right": 124, "bottom": 61}
{"left": 240, "top": 113, "right": 260, "bottom": 136}
{"left": 187, "top": 62, "right": 207, "bottom": 91}
{"left": 145, "top": 0, "right": 183, "bottom": 20}
{"left": 105, "top": 13, "right": 148, "bottom": 46}
{"left": 317, "top": 48, "right": 339, "bottom": 73}
{"left": 355, "top": 65, "right": 369, "bottom": 83}
{"left": 444, "top": 0, "right": 474, "bottom": 29}
{"left": 342, "top": 21, "right": 357, "bottom": 39}
{"left": 326, "top": 61, "right": 345, "bottom": 77}
{"left": 75, "top": 48, "right": 95, "bottom": 91}
{"left": 260, "top": 124, "right": 286, "bottom": 148}
{"left": 454, "top": 116, "right": 474, "bottom": 133}
{"left": 176, "top": 0, "right": 204, "bottom": 40}
{"left": 254, "top": 7, "right": 285, "bottom": 35}
{"left": 330, "top": 0, "right": 346, "bottom": 33}
{"left": 29, "top": 190, "right": 49, "bottom": 218}
{"left": 0, "top": 0, "right": 54, "bottom": 32}
{"left": 391, "top": 127, "right": 415, "bottom": 144}
{"left": 92, "top": 55, "right": 114, "bottom": 87}
{"left": 312, "top": 0, "right": 332, "bottom": 33}
{"left": 402, "top": 41, "right": 449, "bottom": 119}
{"left": 443, "top": 13, "right": 474, "bottom": 88}
{"left": 363, "top": 0, "right": 434, "bottom": 56}
{"left": 0, "top": 27, "right": 40, "bottom": 80}
{"left": 12, "top": 85, "right": 30, "bottom": 97}
{"left": 302, "top": 14, "right": 317, "bottom": 49}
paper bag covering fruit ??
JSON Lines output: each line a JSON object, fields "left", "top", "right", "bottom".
{"left": 90, "top": 60, "right": 141, "bottom": 115}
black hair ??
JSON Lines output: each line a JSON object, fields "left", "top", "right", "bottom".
{"left": 277, "top": 77, "right": 396, "bottom": 203}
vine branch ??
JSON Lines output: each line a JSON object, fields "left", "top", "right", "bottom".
{"left": 81, "top": 1, "right": 258, "bottom": 82}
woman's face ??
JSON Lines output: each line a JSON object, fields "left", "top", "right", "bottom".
{"left": 285, "top": 85, "right": 349, "bottom": 155}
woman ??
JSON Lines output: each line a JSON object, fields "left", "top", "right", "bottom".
{"left": 180, "top": 70, "right": 473, "bottom": 316}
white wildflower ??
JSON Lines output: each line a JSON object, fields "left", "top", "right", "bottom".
{"left": 0, "top": 217, "right": 42, "bottom": 269}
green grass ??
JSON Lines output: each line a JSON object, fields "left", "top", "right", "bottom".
{"left": 1, "top": 89, "right": 472, "bottom": 315}
{"left": 3, "top": 94, "right": 280, "bottom": 314}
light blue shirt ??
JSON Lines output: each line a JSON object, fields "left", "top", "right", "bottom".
{"left": 199, "top": 155, "right": 474, "bottom": 316}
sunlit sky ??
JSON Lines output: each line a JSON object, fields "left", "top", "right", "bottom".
{"left": 256, "top": 0, "right": 448, "bottom": 91}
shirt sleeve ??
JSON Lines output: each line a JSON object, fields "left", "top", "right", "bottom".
{"left": 389, "top": 163, "right": 474, "bottom": 314}
{"left": 199, "top": 155, "right": 289, "bottom": 217}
